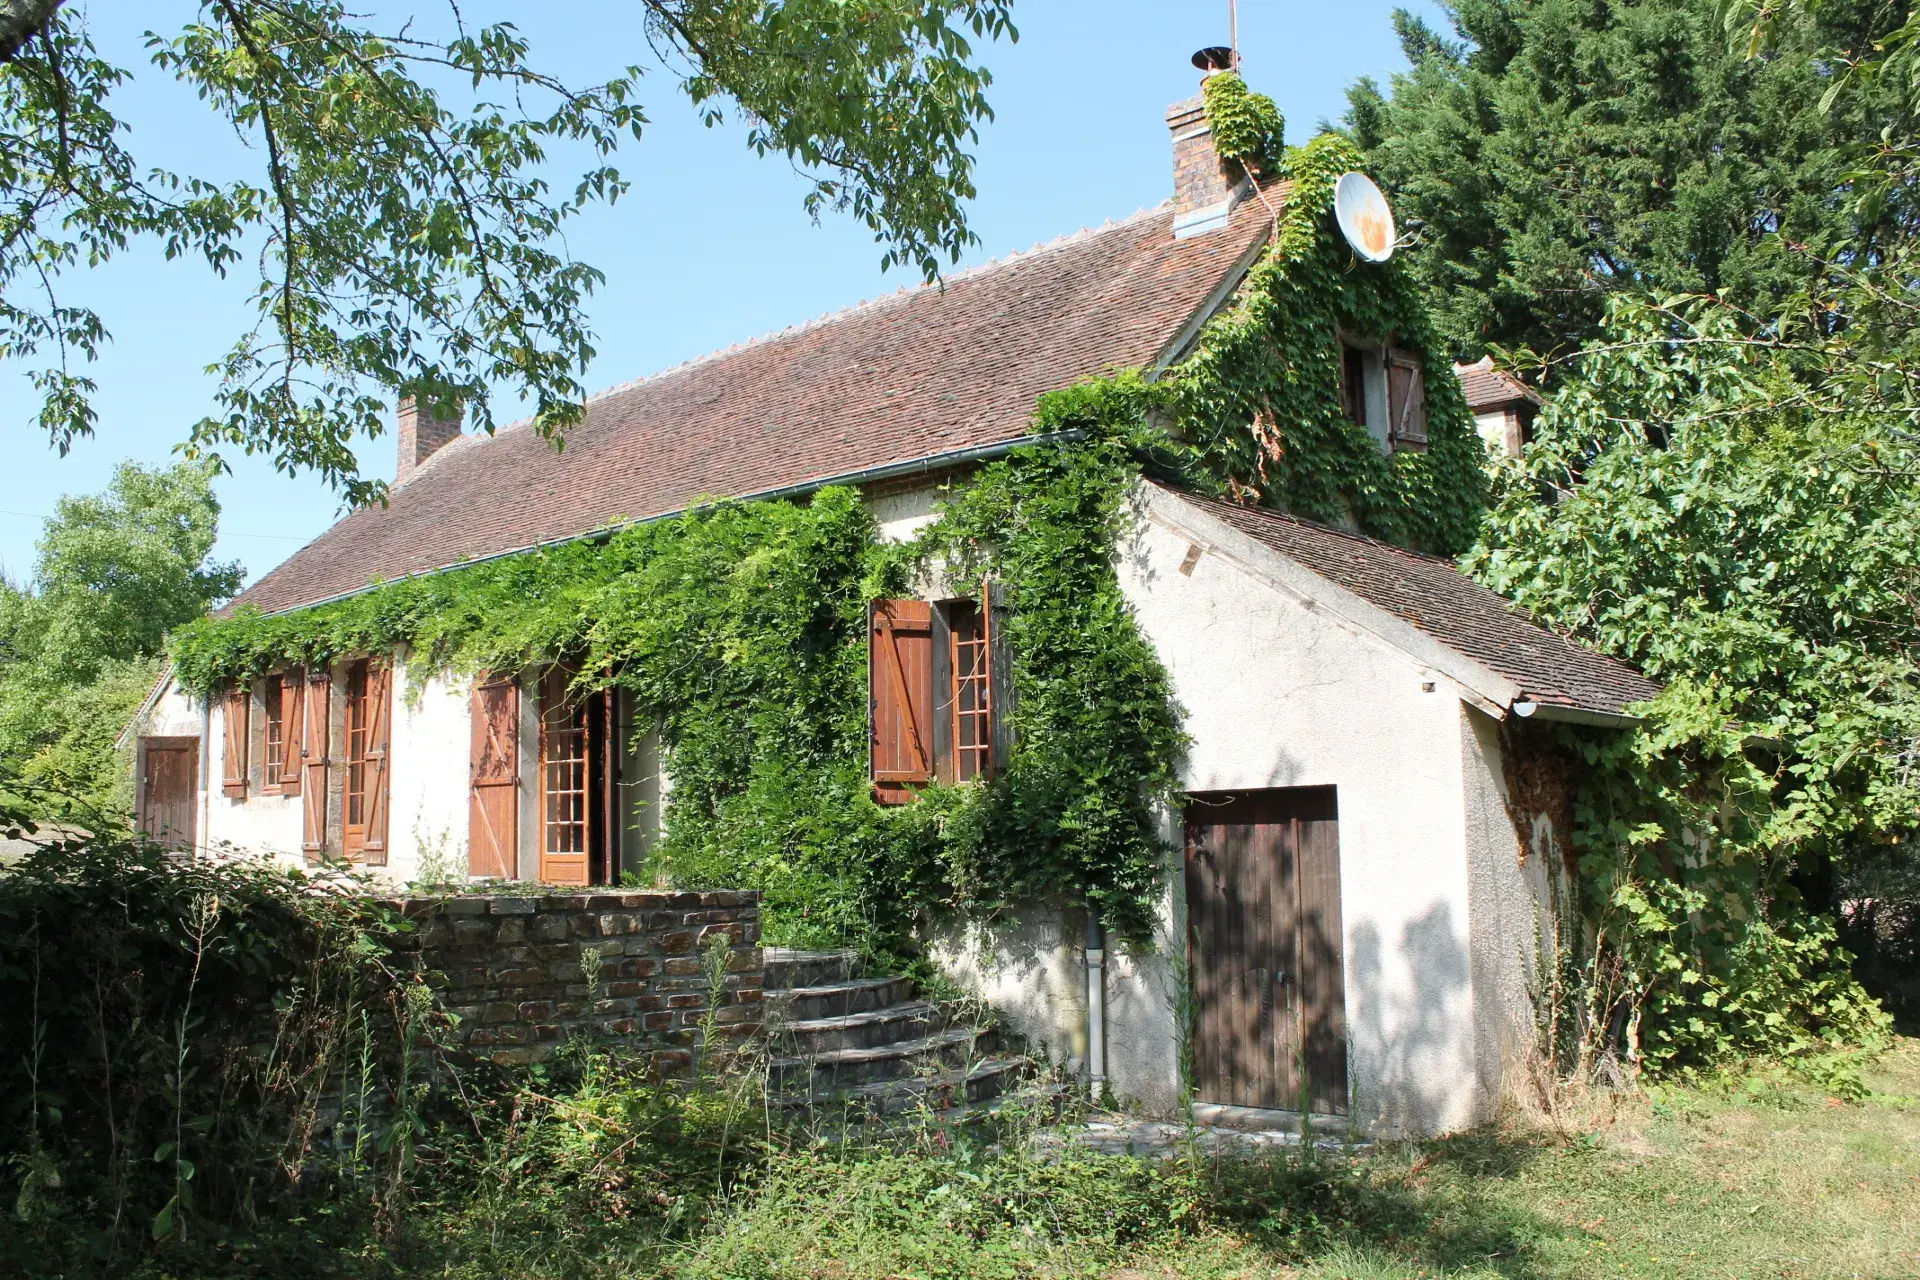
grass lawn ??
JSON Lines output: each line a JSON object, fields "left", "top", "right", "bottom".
{"left": 1113, "top": 1038, "right": 1920, "bottom": 1280}
{"left": 670, "top": 1039, "right": 1920, "bottom": 1280}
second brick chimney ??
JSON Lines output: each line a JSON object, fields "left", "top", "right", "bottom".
{"left": 1167, "top": 49, "right": 1248, "bottom": 239}
{"left": 396, "top": 392, "right": 462, "bottom": 484}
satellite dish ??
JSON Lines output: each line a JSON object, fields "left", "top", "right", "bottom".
{"left": 1334, "top": 172, "right": 1396, "bottom": 263}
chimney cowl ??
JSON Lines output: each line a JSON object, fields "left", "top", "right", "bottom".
{"left": 1191, "top": 46, "right": 1236, "bottom": 73}
{"left": 396, "top": 391, "right": 462, "bottom": 484}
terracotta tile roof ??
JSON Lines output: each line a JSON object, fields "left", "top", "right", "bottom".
{"left": 1163, "top": 486, "right": 1660, "bottom": 718}
{"left": 236, "top": 197, "right": 1277, "bottom": 616}
{"left": 1454, "top": 356, "right": 1540, "bottom": 413}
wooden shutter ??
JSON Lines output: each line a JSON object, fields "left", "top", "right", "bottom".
{"left": 469, "top": 675, "right": 520, "bottom": 879}
{"left": 221, "top": 686, "right": 249, "bottom": 798}
{"left": 870, "top": 599, "right": 934, "bottom": 804}
{"left": 360, "top": 661, "right": 392, "bottom": 865}
{"left": 301, "top": 668, "right": 330, "bottom": 857}
{"left": 1386, "top": 349, "right": 1428, "bottom": 452}
{"left": 278, "top": 669, "right": 305, "bottom": 795}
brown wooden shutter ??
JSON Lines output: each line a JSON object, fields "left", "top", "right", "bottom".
{"left": 1386, "top": 349, "right": 1428, "bottom": 452}
{"left": 221, "top": 685, "right": 249, "bottom": 798}
{"left": 361, "top": 661, "right": 392, "bottom": 865}
{"left": 469, "top": 675, "right": 520, "bottom": 880}
{"left": 870, "top": 599, "right": 934, "bottom": 804}
{"left": 278, "top": 669, "right": 305, "bottom": 794}
{"left": 301, "top": 669, "right": 330, "bottom": 857}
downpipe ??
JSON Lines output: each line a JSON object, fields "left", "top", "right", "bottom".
{"left": 1085, "top": 902, "right": 1107, "bottom": 1100}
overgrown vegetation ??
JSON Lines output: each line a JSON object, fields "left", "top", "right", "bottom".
{"left": 7, "top": 809, "right": 1915, "bottom": 1278}
{"left": 1, "top": 460, "right": 240, "bottom": 818}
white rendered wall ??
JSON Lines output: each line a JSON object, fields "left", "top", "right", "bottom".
{"left": 387, "top": 654, "right": 473, "bottom": 884}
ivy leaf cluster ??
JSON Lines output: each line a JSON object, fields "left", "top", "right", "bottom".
{"left": 1200, "top": 71, "right": 1284, "bottom": 174}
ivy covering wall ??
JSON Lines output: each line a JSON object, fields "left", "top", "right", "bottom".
{"left": 170, "top": 112, "right": 1485, "bottom": 957}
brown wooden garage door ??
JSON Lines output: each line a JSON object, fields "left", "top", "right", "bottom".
{"left": 1186, "top": 786, "right": 1348, "bottom": 1115}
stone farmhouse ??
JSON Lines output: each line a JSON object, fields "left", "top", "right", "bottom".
{"left": 129, "top": 64, "right": 1657, "bottom": 1136}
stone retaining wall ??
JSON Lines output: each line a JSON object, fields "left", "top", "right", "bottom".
{"left": 391, "top": 890, "right": 763, "bottom": 1070}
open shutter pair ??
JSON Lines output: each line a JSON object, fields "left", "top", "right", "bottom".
{"left": 870, "top": 588, "right": 1009, "bottom": 804}
{"left": 1385, "top": 349, "right": 1428, "bottom": 452}
{"left": 468, "top": 674, "right": 520, "bottom": 879}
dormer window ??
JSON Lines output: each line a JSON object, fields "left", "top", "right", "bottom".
{"left": 1341, "top": 337, "right": 1427, "bottom": 455}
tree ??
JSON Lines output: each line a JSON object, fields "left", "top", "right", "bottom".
{"left": 0, "top": 460, "right": 240, "bottom": 814}
{"left": 0, "top": 1, "right": 1016, "bottom": 505}
{"left": 1345, "top": 1, "right": 1907, "bottom": 362}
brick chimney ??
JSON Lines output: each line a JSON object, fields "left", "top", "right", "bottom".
{"left": 396, "top": 392, "right": 462, "bottom": 484}
{"left": 1167, "top": 47, "right": 1247, "bottom": 239}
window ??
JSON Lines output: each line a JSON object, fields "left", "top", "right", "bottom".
{"left": 870, "top": 590, "right": 1007, "bottom": 804}
{"left": 1343, "top": 346, "right": 1369, "bottom": 430}
{"left": 1340, "top": 339, "right": 1427, "bottom": 454}
{"left": 948, "top": 600, "right": 993, "bottom": 783}
{"left": 263, "top": 673, "right": 285, "bottom": 790}
{"left": 540, "top": 669, "right": 591, "bottom": 881}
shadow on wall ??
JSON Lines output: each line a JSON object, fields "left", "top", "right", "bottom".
{"left": 1349, "top": 900, "right": 1474, "bottom": 1136}
{"left": 926, "top": 903, "right": 1087, "bottom": 1067}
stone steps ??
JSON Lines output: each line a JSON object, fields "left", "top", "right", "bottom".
{"left": 777, "top": 1000, "right": 942, "bottom": 1052}
{"left": 765, "top": 976, "right": 913, "bottom": 1021}
{"left": 762, "top": 948, "right": 1030, "bottom": 1118}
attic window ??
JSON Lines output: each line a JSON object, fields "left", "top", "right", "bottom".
{"left": 1340, "top": 339, "right": 1427, "bottom": 455}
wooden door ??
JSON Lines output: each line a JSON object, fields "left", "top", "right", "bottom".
{"left": 1186, "top": 787, "right": 1348, "bottom": 1114}
{"left": 137, "top": 736, "right": 198, "bottom": 850}
{"left": 468, "top": 675, "right": 520, "bottom": 879}
{"left": 538, "top": 669, "right": 593, "bottom": 886}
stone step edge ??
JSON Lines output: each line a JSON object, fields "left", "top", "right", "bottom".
{"left": 774, "top": 1001, "right": 940, "bottom": 1036}
{"left": 771, "top": 1054, "right": 1034, "bottom": 1109}
{"left": 768, "top": 1025, "right": 989, "bottom": 1070}
{"left": 763, "top": 976, "right": 907, "bottom": 1002}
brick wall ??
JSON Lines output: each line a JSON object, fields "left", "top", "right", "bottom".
{"left": 392, "top": 890, "right": 763, "bottom": 1071}
{"left": 1166, "top": 94, "right": 1236, "bottom": 218}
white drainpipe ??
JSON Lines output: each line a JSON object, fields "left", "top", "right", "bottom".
{"left": 1085, "top": 903, "right": 1107, "bottom": 1097}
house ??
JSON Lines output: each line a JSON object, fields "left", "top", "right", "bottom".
{"left": 1456, "top": 355, "right": 1542, "bottom": 457}
{"left": 131, "top": 60, "right": 1657, "bottom": 1136}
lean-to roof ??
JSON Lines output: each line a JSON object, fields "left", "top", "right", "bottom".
{"left": 1157, "top": 484, "right": 1660, "bottom": 720}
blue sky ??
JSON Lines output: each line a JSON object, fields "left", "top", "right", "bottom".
{"left": 0, "top": 1, "right": 1442, "bottom": 587}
